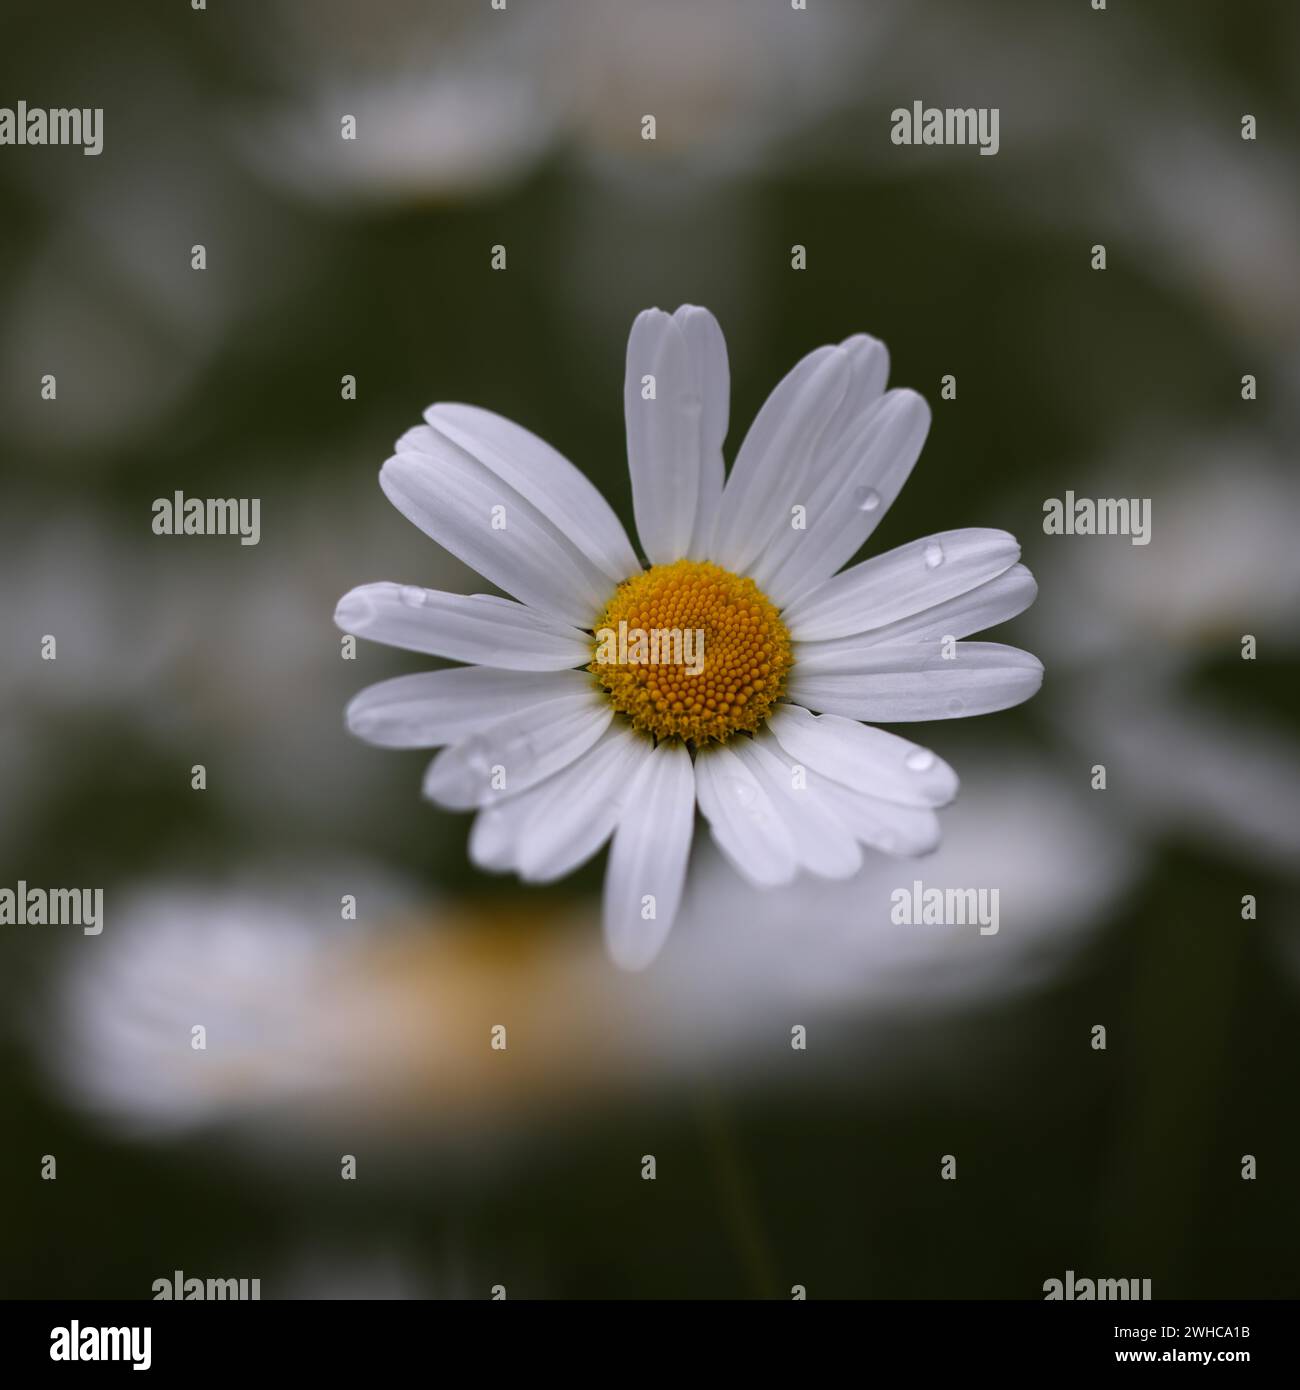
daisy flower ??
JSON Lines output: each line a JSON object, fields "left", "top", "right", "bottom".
{"left": 335, "top": 306, "right": 1042, "bottom": 969}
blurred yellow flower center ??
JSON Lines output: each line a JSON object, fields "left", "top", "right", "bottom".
{"left": 589, "top": 559, "right": 792, "bottom": 745}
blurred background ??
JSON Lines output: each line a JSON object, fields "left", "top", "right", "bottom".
{"left": 1, "top": 0, "right": 1298, "bottom": 1299}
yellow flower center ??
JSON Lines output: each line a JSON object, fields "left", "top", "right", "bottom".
{"left": 589, "top": 559, "right": 792, "bottom": 745}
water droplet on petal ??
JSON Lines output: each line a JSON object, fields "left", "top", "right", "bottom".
{"left": 854, "top": 486, "right": 882, "bottom": 513}
{"left": 946, "top": 695, "right": 965, "bottom": 715}
{"left": 400, "top": 585, "right": 428, "bottom": 607}
{"left": 923, "top": 542, "right": 945, "bottom": 570}
{"left": 731, "top": 777, "right": 758, "bottom": 808}
{"left": 462, "top": 735, "right": 493, "bottom": 776}
{"left": 904, "top": 748, "right": 935, "bottom": 772}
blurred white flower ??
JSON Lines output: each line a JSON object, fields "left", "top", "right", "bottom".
{"left": 874, "top": 4, "right": 1300, "bottom": 357}
{"left": 245, "top": 67, "right": 562, "bottom": 206}
{"left": 1054, "top": 687, "right": 1300, "bottom": 871}
{"left": 1028, "top": 443, "right": 1300, "bottom": 870}
{"left": 42, "top": 763, "right": 1128, "bottom": 1143}
{"left": 0, "top": 509, "right": 173, "bottom": 712}
{"left": 240, "top": 0, "right": 886, "bottom": 205}
{"left": 1116, "top": 110, "right": 1300, "bottom": 350}
{"left": 44, "top": 869, "right": 417, "bottom": 1138}
{"left": 556, "top": 0, "right": 888, "bottom": 177}
{"left": 0, "top": 480, "right": 469, "bottom": 849}
{"left": 1, "top": 126, "right": 304, "bottom": 461}
{"left": 1029, "top": 441, "right": 1300, "bottom": 674}
{"left": 649, "top": 755, "right": 1136, "bottom": 1060}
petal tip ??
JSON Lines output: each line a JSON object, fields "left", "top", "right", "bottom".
{"left": 334, "top": 586, "right": 375, "bottom": 634}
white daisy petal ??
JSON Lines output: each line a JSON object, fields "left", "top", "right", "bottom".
{"left": 468, "top": 725, "right": 651, "bottom": 882}
{"left": 422, "top": 689, "right": 612, "bottom": 810}
{"left": 674, "top": 305, "right": 731, "bottom": 558}
{"left": 624, "top": 307, "right": 729, "bottom": 565}
{"left": 624, "top": 309, "right": 697, "bottom": 563}
{"left": 823, "top": 563, "right": 1039, "bottom": 648}
{"left": 732, "top": 735, "right": 862, "bottom": 879}
{"left": 345, "top": 668, "right": 591, "bottom": 749}
{"left": 380, "top": 444, "right": 609, "bottom": 627}
{"left": 755, "top": 389, "right": 932, "bottom": 606}
{"left": 767, "top": 703, "right": 958, "bottom": 807}
{"left": 815, "top": 778, "right": 943, "bottom": 855}
{"left": 710, "top": 343, "right": 853, "bottom": 575}
{"left": 394, "top": 424, "right": 439, "bottom": 456}
{"left": 781, "top": 528, "right": 1021, "bottom": 642}
{"left": 514, "top": 726, "right": 652, "bottom": 883}
{"left": 787, "top": 642, "right": 1044, "bottom": 721}
{"left": 468, "top": 801, "right": 524, "bottom": 874}
{"left": 425, "top": 403, "right": 638, "bottom": 583}
{"left": 334, "top": 583, "right": 593, "bottom": 669}
{"left": 602, "top": 741, "right": 695, "bottom": 971}
{"left": 812, "top": 334, "right": 891, "bottom": 450}
{"left": 736, "top": 331, "right": 886, "bottom": 590}
{"left": 694, "top": 744, "right": 799, "bottom": 888}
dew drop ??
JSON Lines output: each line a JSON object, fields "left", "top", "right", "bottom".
{"left": 904, "top": 748, "right": 935, "bottom": 773}
{"left": 923, "top": 542, "right": 945, "bottom": 570}
{"left": 731, "top": 777, "right": 758, "bottom": 808}
{"left": 854, "top": 486, "right": 882, "bottom": 513}
{"left": 946, "top": 695, "right": 965, "bottom": 715}
{"left": 399, "top": 585, "right": 428, "bottom": 607}
{"left": 462, "top": 735, "right": 493, "bottom": 776}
